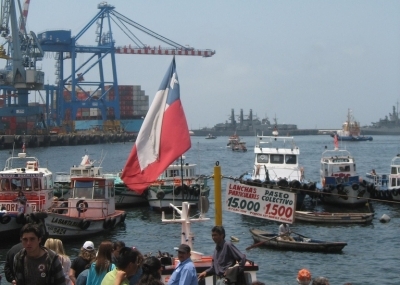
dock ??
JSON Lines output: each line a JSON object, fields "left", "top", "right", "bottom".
{"left": 0, "top": 133, "right": 136, "bottom": 149}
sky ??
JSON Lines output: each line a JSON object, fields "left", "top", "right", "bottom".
{"left": 20, "top": 0, "right": 400, "bottom": 129}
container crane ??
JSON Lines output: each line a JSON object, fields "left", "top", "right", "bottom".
{"left": 38, "top": 2, "right": 215, "bottom": 127}
{"left": 0, "top": 0, "right": 45, "bottom": 134}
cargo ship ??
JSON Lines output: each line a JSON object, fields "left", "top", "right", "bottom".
{"left": 190, "top": 109, "right": 318, "bottom": 136}
{"left": 361, "top": 105, "right": 400, "bottom": 135}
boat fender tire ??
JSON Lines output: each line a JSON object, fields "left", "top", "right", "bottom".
{"left": 289, "top": 180, "right": 301, "bottom": 189}
{"left": 34, "top": 212, "right": 48, "bottom": 221}
{"left": 336, "top": 184, "right": 344, "bottom": 192}
{"left": 76, "top": 200, "right": 88, "bottom": 213}
{"left": 277, "top": 179, "right": 289, "bottom": 188}
{"left": 79, "top": 219, "right": 91, "bottom": 230}
{"left": 182, "top": 184, "right": 189, "bottom": 195}
{"left": 120, "top": 212, "right": 127, "bottom": 223}
{"left": 352, "top": 184, "right": 359, "bottom": 191}
{"left": 156, "top": 190, "right": 165, "bottom": 200}
{"left": 57, "top": 202, "right": 69, "bottom": 214}
{"left": 1, "top": 214, "right": 11, "bottom": 224}
{"left": 110, "top": 217, "right": 117, "bottom": 228}
{"left": 16, "top": 212, "right": 26, "bottom": 224}
{"left": 392, "top": 189, "right": 398, "bottom": 196}
{"left": 174, "top": 186, "right": 181, "bottom": 196}
{"left": 253, "top": 179, "right": 262, "bottom": 187}
{"left": 103, "top": 218, "right": 112, "bottom": 229}
{"left": 29, "top": 212, "right": 40, "bottom": 223}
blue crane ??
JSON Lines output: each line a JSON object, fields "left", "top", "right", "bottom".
{"left": 38, "top": 2, "right": 215, "bottom": 128}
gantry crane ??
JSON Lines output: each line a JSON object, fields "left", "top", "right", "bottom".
{"left": 38, "top": 2, "right": 215, "bottom": 127}
{"left": 0, "top": 0, "right": 45, "bottom": 133}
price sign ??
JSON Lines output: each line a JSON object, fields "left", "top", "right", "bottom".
{"left": 225, "top": 181, "right": 296, "bottom": 223}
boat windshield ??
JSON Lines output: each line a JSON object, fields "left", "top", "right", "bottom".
{"left": 270, "top": 154, "right": 284, "bottom": 164}
{"left": 73, "top": 181, "right": 93, "bottom": 199}
{"left": 257, "top": 154, "right": 269, "bottom": 163}
{"left": 285, "top": 155, "right": 297, "bottom": 164}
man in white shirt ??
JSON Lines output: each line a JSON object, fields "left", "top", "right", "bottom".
{"left": 278, "top": 223, "right": 295, "bottom": 241}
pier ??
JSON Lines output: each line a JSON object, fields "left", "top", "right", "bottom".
{"left": 0, "top": 133, "right": 136, "bottom": 149}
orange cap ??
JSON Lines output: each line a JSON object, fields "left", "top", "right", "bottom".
{"left": 297, "top": 268, "right": 311, "bottom": 282}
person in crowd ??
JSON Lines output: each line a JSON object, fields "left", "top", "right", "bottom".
{"left": 101, "top": 247, "right": 140, "bottom": 285}
{"left": 69, "top": 241, "right": 97, "bottom": 284}
{"left": 198, "top": 226, "right": 246, "bottom": 285}
{"left": 4, "top": 242, "right": 24, "bottom": 282}
{"left": 112, "top": 240, "right": 126, "bottom": 264}
{"left": 12, "top": 223, "right": 66, "bottom": 285}
{"left": 370, "top": 169, "right": 377, "bottom": 175}
{"left": 278, "top": 223, "right": 295, "bottom": 241}
{"left": 14, "top": 191, "right": 27, "bottom": 214}
{"left": 86, "top": 240, "right": 116, "bottom": 285}
{"left": 168, "top": 244, "right": 197, "bottom": 285}
{"left": 129, "top": 247, "right": 144, "bottom": 285}
{"left": 297, "top": 268, "right": 312, "bottom": 285}
{"left": 45, "top": 238, "right": 72, "bottom": 285}
{"left": 137, "top": 256, "right": 163, "bottom": 285}
{"left": 76, "top": 269, "right": 89, "bottom": 285}
{"left": 312, "top": 277, "right": 330, "bottom": 285}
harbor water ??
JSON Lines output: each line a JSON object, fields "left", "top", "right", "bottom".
{"left": 0, "top": 135, "right": 399, "bottom": 284}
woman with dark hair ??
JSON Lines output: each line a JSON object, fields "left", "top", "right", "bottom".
{"left": 86, "top": 240, "right": 115, "bottom": 285}
{"left": 137, "top": 256, "right": 163, "bottom": 285}
{"left": 69, "top": 241, "right": 97, "bottom": 284}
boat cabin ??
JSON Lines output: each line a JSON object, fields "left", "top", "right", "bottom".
{"left": 252, "top": 135, "right": 301, "bottom": 181}
{"left": 0, "top": 153, "right": 54, "bottom": 212}
{"left": 320, "top": 150, "right": 359, "bottom": 186}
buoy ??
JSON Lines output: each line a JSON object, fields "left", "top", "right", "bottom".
{"left": 230, "top": 236, "right": 240, "bottom": 242}
{"left": 379, "top": 214, "right": 391, "bottom": 223}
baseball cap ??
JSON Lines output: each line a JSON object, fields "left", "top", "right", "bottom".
{"left": 83, "top": 241, "right": 94, "bottom": 251}
{"left": 176, "top": 244, "right": 190, "bottom": 253}
{"left": 297, "top": 268, "right": 311, "bottom": 284}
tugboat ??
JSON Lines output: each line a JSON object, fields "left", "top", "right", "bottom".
{"left": 44, "top": 155, "right": 126, "bottom": 238}
{"left": 0, "top": 151, "right": 53, "bottom": 237}
{"left": 331, "top": 109, "right": 373, "bottom": 141}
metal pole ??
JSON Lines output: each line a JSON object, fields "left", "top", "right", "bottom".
{"left": 214, "top": 161, "right": 222, "bottom": 226}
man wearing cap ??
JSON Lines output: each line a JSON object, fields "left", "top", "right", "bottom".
{"left": 69, "top": 241, "right": 96, "bottom": 285}
{"left": 198, "top": 226, "right": 246, "bottom": 285}
{"left": 168, "top": 244, "right": 198, "bottom": 285}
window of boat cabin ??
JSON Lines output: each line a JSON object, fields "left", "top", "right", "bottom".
{"left": 257, "top": 154, "right": 269, "bottom": 163}
{"left": 93, "top": 180, "right": 105, "bottom": 199}
{"left": 270, "top": 154, "right": 284, "bottom": 164}
{"left": 285, "top": 155, "right": 296, "bottom": 164}
{"left": 390, "top": 167, "right": 399, "bottom": 174}
{"left": 73, "top": 181, "right": 93, "bottom": 199}
{"left": 21, "top": 178, "right": 32, "bottom": 191}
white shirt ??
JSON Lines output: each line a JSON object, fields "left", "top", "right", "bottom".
{"left": 279, "top": 224, "right": 290, "bottom": 235}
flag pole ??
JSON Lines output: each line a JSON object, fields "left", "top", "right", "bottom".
{"left": 214, "top": 161, "right": 222, "bottom": 226}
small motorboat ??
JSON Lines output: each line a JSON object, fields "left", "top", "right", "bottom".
{"left": 205, "top": 133, "right": 217, "bottom": 139}
{"left": 295, "top": 211, "right": 374, "bottom": 224}
{"left": 249, "top": 228, "right": 347, "bottom": 253}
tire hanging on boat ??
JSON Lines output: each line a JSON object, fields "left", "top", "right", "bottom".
{"left": 174, "top": 186, "right": 181, "bottom": 196}
{"left": 352, "top": 184, "right": 359, "bottom": 191}
{"left": 79, "top": 219, "right": 91, "bottom": 230}
{"left": 103, "top": 218, "right": 112, "bottom": 229}
{"left": 0, "top": 214, "right": 11, "bottom": 224}
{"left": 16, "top": 212, "right": 26, "bottom": 224}
{"left": 336, "top": 184, "right": 344, "bottom": 192}
{"left": 120, "top": 212, "right": 127, "bottom": 223}
{"left": 156, "top": 190, "right": 165, "bottom": 200}
{"left": 277, "top": 179, "right": 289, "bottom": 188}
{"left": 289, "top": 180, "right": 301, "bottom": 189}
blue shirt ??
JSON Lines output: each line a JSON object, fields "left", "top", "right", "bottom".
{"left": 168, "top": 258, "right": 198, "bottom": 285}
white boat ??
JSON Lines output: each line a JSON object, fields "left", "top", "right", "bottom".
{"left": 205, "top": 133, "right": 217, "bottom": 139}
{"left": 364, "top": 154, "right": 400, "bottom": 201}
{"left": 44, "top": 155, "right": 126, "bottom": 238}
{"left": 0, "top": 152, "right": 53, "bottom": 237}
{"left": 227, "top": 133, "right": 247, "bottom": 152}
{"left": 103, "top": 172, "right": 148, "bottom": 207}
{"left": 241, "top": 133, "right": 313, "bottom": 208}
{"left": 147, "top": 157, "right": 210, "bottom": 211}
{"left": 317, "top": 147, "right": 371, "bottom": 206}
{"left": 160, "top": 202, "right": 259, "bottom": 285}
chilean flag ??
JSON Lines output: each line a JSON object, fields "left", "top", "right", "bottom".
{"left": 334, "top": 134, "right": 339, "bottom": 149}
{"left": 121, "top": 57, "right": 191, "bottom": 194}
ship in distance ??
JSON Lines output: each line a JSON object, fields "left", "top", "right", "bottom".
{"left": 190, "top": 109, "right": 318, "bottom": 136}
{"left": 361, "top": 104, "right": 400, "bottom": 135}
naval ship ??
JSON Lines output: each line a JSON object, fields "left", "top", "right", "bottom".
{"left": 361, "top": 105, "right": 400, "bottom": 135}
{"left": 190, "top": 109, "right": 318, "bottom": 136}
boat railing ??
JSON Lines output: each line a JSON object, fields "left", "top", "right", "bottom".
{"left": 3, "top": 154, "right": 40, "bottom": 171}
{"left": 365, "top": 173, "right": 389, "bottom": 187}
{"left": 321, "top": 149, "right": 352, "bottom": 158}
